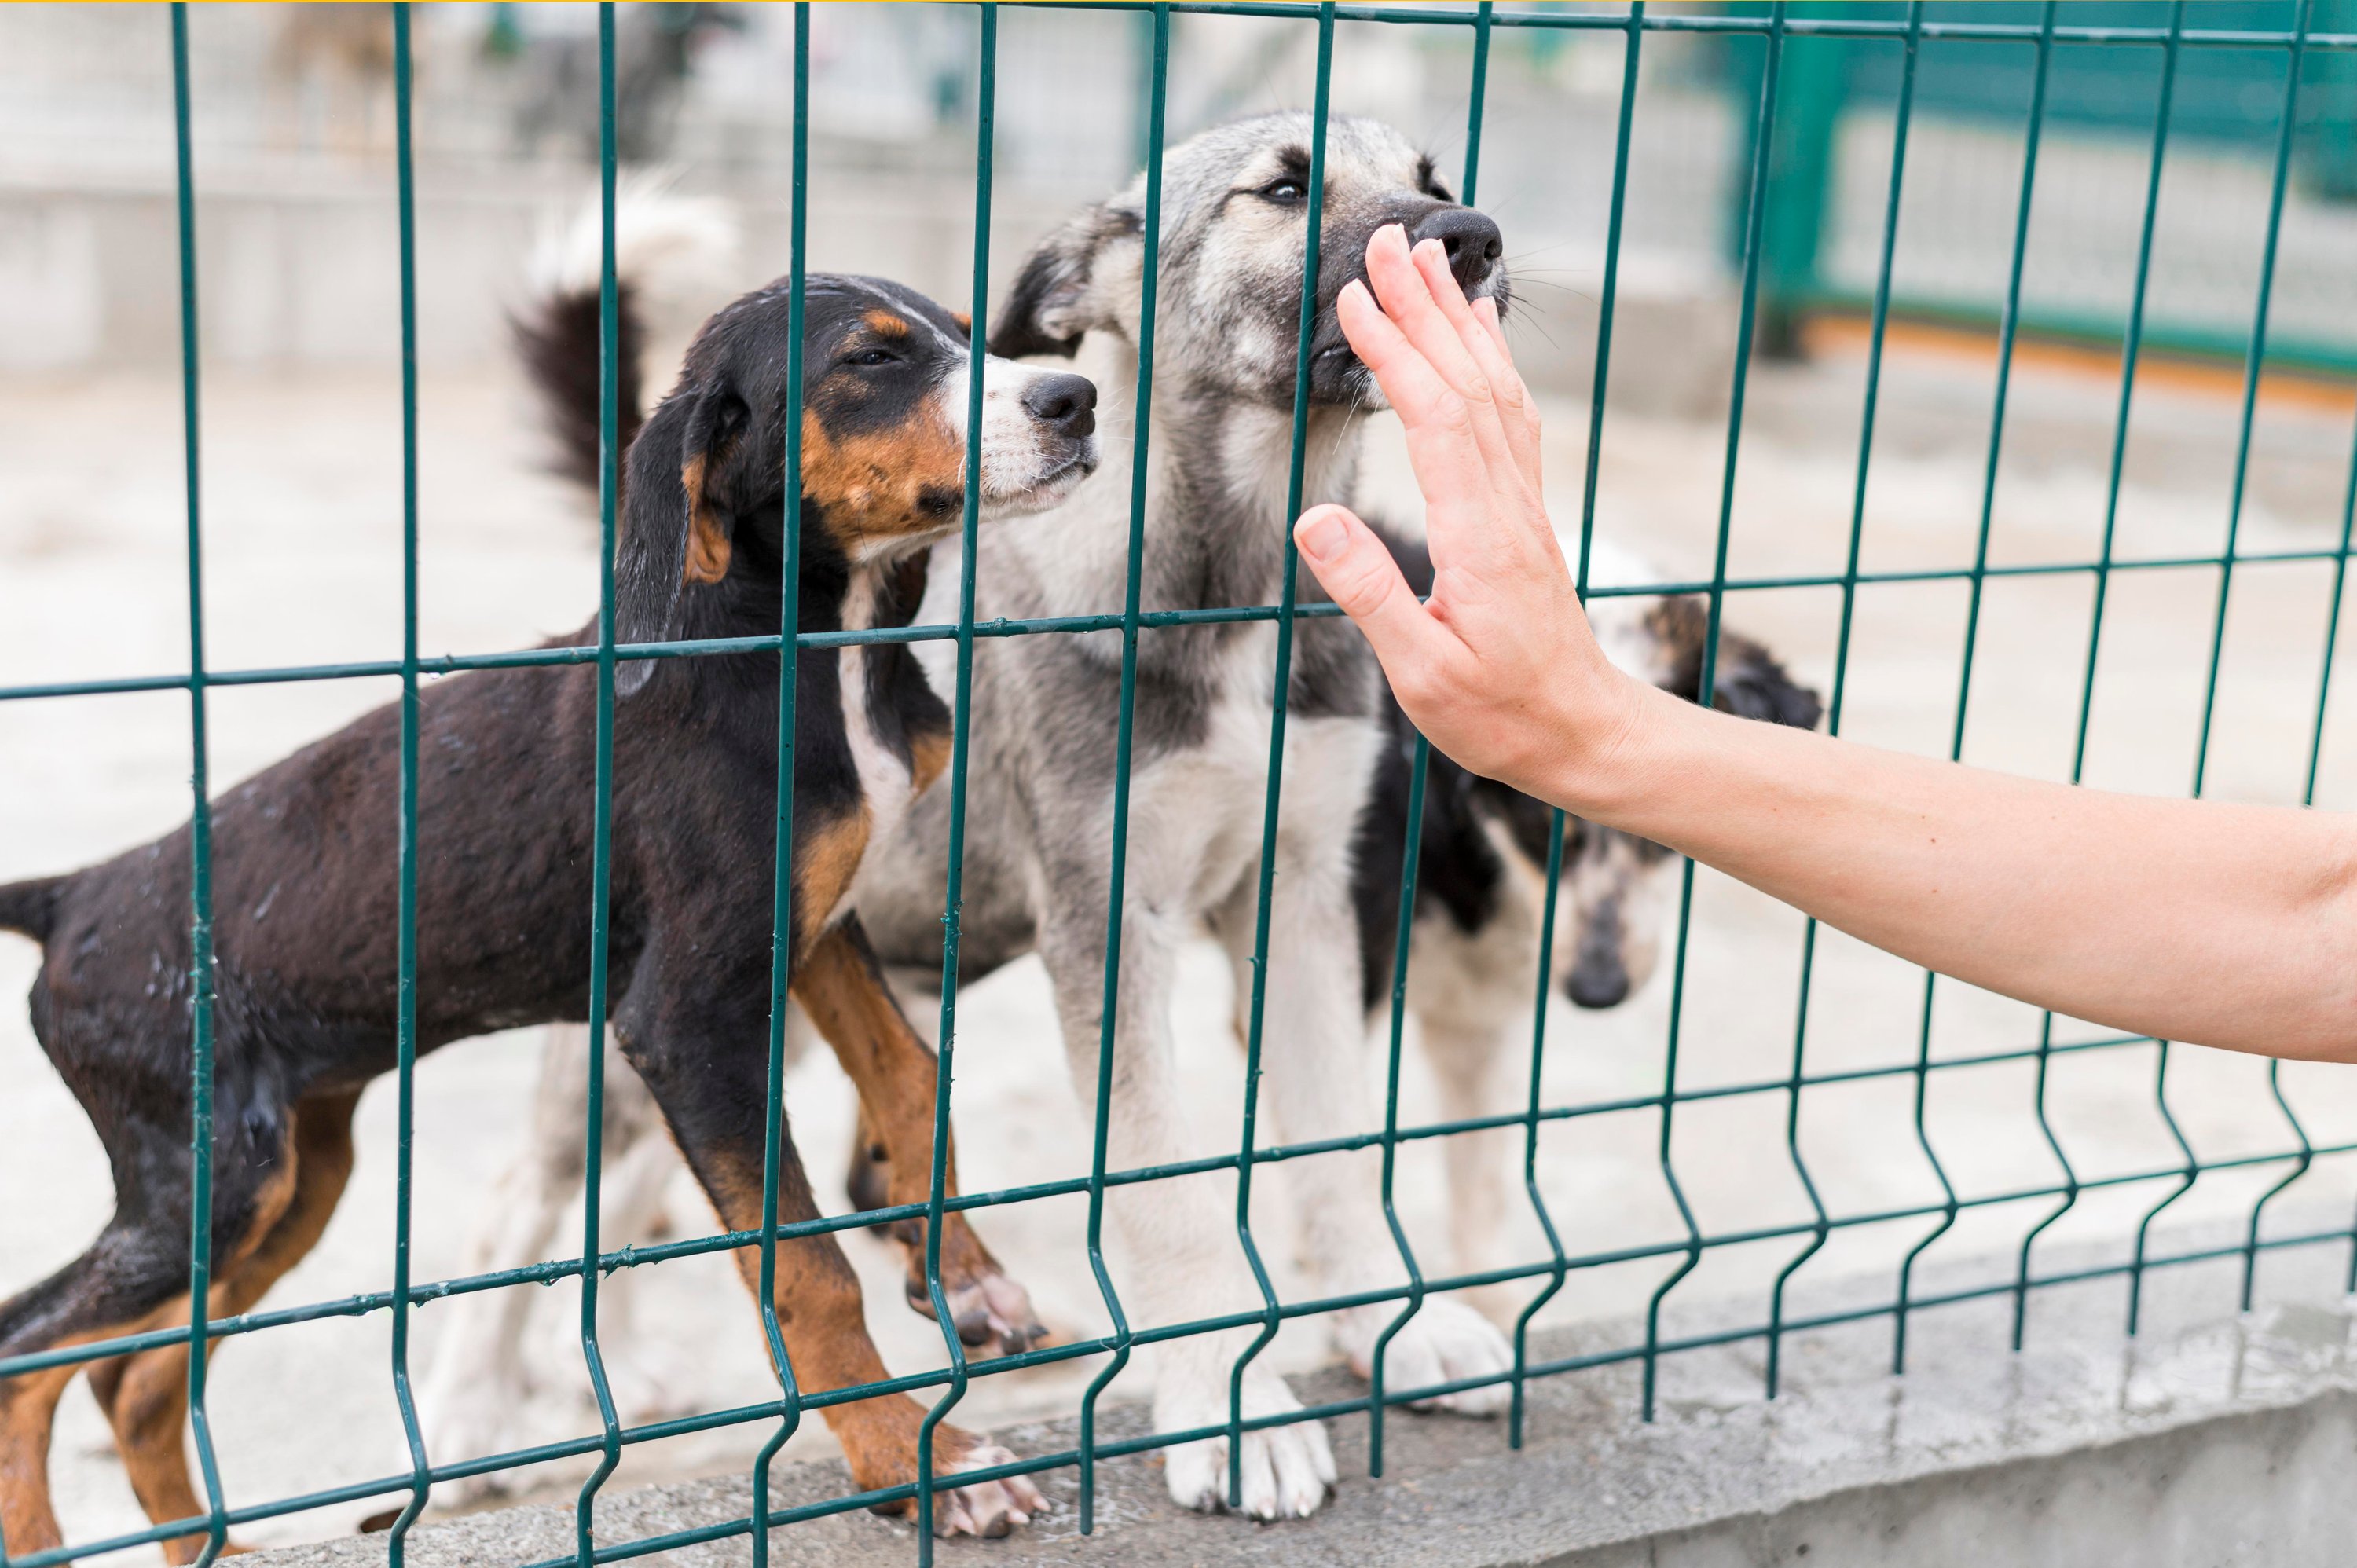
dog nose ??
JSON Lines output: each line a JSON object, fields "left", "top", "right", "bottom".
{"left": 1022, "top": 373, "right": 1097, "bottom": 440}
{"left": 1411, "top": 207, "right": 1504, "bottom": 291}
{"left": 1564, "top": 959, "right": 1629, "bottom": 1010}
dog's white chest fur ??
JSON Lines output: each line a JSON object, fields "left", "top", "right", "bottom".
{"left": 834, "top": 572, "right": 912, "bottom": 924}
{"left": 1126, "top": 628, "right": 1381, "bottom": 914}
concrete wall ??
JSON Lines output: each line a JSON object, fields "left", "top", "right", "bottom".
{"left": 0, "top": 172, "right": 1742, "bottom": 423}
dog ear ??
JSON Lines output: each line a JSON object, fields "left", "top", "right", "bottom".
{"left": 1710, "top": 632, "right": 1824, "bottom": 731}
{"left": 613, "top": 375, "right": 752, "bottom": 697}
{"left": 990, "top": 202, "right": 1139, "bottom": 361}
{"left": 1641, "top": 597, "right": 1822, "bottom": 731}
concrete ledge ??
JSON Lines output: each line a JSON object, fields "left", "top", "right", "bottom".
{"left": 248, "top": 1234, "right": 2357, "bottom": 1568}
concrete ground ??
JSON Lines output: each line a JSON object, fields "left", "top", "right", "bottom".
{"left": 240, "top": 1232, "right": 2357, "bottom": 1568}
{"left": 5, "top": 334, "right": 2357, "bottom": 1562}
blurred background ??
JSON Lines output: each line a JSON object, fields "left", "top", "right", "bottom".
{"left": 2, "top": 2, "right": 2355, "bottom": 383}
{"left": 8, "top": 3, "right": 2357, "bottom": 1560}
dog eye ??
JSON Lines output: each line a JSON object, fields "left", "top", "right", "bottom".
{"left": 845, "top": 347, "right": 900, "bottom": 368}
{"left": 1259, "top": 178, "right": 1306, "bottom": 203}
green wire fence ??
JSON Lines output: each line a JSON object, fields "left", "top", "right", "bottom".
{"left": 4, "top": 2, "right": 2357, "bottom": 1566}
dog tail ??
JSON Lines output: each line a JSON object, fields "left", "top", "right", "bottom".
{"left": 0, "top": 876, "right": 62, "bottom": 943}
{"left": 513, "top": 177, "right": 739, "bottom": 494}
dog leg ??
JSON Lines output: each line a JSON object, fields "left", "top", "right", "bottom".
{"left": 1227, "top": 833, "right": 1514, "bottom": 1420}
{"left": 1034, "top": 891, "right": 1337, "bottom": 1522}
{"left": 86, "top": 1092, "right": 360, "bottom": 1563}
{"left": 418, "top": 1022, "right": 604, "bottom": 1507}
{"left": 0, "top": 1103, "right": 298, "bottom": 1563}
{"left": 1414, "top": 1012, "right": 1527, "bottom": 1329}
{"left": 618, "top": 1001, "right": 1039, "bottom": 1538}
{"left": 569, "top": 1110, "right": 692, "bottom": 1428}
{"left": 791, "top": 918, "right": 1043, "bottom": 1359}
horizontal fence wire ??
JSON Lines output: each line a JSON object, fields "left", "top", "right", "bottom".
{"left": 5, "top": 2, "right": 2357, "bottom": 1566}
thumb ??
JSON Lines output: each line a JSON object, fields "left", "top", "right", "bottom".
{"left": 1293, "top": 504, "right": 1445, "bottom": 675}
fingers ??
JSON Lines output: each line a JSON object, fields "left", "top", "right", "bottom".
{"left": 1336, "top": 281, "right": 1490, "bottom": 504}
{"left": 1409, "top": 247, "right": 1542, "bottom": 494}
{"left": 1363, "top": 225, "right": 1494, "bottom": 407}
{"left": 1361, "top": 229, "right": 1527, "bottom": 492}
{"left": 1472, "top": 296, "right": 1543, "bottom": 463}
{"left": 1293, "top": 504, "right": 1452, "bottom": 687}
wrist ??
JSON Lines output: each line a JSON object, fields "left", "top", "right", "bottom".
{"left": 1541, "top": 676, "right": 1687, "bottom": 826}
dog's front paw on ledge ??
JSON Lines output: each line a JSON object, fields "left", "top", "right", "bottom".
{"left": 1154, "top": 1372, "right": 1338, "bottom": 1521}
{"left": 927, "top": 1443, "right": 1042, "bottom": 1539}
{"left": 908, "top": 1263, "right": 1052, "bottom": 1360}
{"left": 1337, "top": 1297, "right": 1514, "bottom": 1416}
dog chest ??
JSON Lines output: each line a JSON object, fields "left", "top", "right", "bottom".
{"left": 1119, "top": 632, "right": 1384, "bottom": 914}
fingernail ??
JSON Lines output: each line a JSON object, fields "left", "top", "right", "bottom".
{"left": 1297, "top": 509, "right": 1347, "bottom": 562}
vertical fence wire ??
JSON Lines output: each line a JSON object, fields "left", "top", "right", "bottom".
{"left": 1365, "top": 751, "right": 1429, "bottom": 1478}
{"left": 2127, "top": 1040, "right": 2198, "bottom": 1334}
{"left": 14, "top": 8, "right": 2357, "bottom": 1566}
{"left": 2012, "top": 0, "right": 2183, "bottom": 1354}
{"left": 1363, "top": 0, "right": 1493, "bottom": 1480}
{"left": 1510, "top": 0, "right": 1644, "bottom": 1449}
{"left": 1640, "top": 0, "right": 1786, "bottom": 1424}
{"left": 169, "top": 8, "right": 234, "bottom": 1564}
{"left": 1767, "top": 0, "right": 1923, "bottom": 1401}
{"left": 915, "top": 5, "right": 999, "bottom": 1550}
{"left": 750, "top": 9, "right": 813, "bottom": 1563}
{"left": 1223, "top": 0, "right": 1334, "bottom": 1510}
{"left": 2227, "top": 0, "right": 2317, "bottom": 1314}
{"left": 570, "top": 9, "right": 628, "bottom": 1561}
{"left": 1893, "top": 0, "right": 2056, "bottom": 1377}
{"left": 383, "top": 6, "right": 434, "bottom": 1558}
{"left": 1075, "top": 0, "right": 1167, "bottom": 1536}
{"left": 2133, "top": 0, "right": 2312, "bottom": 1337}
{"left": 2325, "top": 361, "right": 2357, "bottom": 1296}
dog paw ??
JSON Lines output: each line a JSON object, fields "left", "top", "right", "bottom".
{"left": 910, "top": 1266, "right": 1049, "bottom": 1360}
{"left": 1157, "top": 1372, "right": 1336, "bottom": 1520}
{"left": 930, "top": 1444, "right": 1042, "bottom": 1538}
{"left": 1337, "top": 1298, "right": 1513, "bottom": 1416}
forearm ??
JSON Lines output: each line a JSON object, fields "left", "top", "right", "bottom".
{"left": 1563, "top": 682, "right": 2357, "bottom": 1062}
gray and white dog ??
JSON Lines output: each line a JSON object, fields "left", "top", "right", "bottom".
{"left": 845, "top": 112, "right": 1517, "bottom": 1518}
{"left": 425, "top": 114, "right": 1816, "bottom": 1522}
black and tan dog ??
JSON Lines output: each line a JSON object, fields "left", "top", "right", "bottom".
{"left": 0, "top": 269, "right": 1098, "bottom": 1553}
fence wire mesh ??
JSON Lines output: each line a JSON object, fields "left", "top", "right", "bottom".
{"left": 3, "top": 2, "right": 2357, "bottom": 1566}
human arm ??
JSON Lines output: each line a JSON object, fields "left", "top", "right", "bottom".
{"left": 1295, "top": 224, "right": 2357, "bottom": 1063}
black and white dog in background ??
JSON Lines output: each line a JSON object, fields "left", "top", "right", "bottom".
{"left": 1349, "top": 527, "right": 1820, "bottom": 1321}
{"left": 423, "top": 115, "right": 1821, "bottom": 1520}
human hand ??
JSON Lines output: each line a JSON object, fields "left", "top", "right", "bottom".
{"left": 1292, "top": 224, "right": 1650, "bottom": 806}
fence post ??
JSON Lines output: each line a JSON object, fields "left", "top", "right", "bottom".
{"left": 1725, "top": 4, "right": 1847, "bottom": 357}
{"left": 2297, "top": 0, "right": 2357, "bottom": 199}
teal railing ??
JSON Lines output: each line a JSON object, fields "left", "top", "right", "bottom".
{"left": 4, "top": 5, "right": 2357, "bottom": 1567}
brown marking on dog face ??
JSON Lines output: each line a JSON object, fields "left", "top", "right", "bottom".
{"left": 907, "top": 723, "right": 953, "bottom": 797}
{"left": 951, "top": 310, "right": 972, "bottom": 336}
{"left": 1642, "top": 595, "right": 1707, "bottom": 658}
{"left": 680, "top": 453, "right": 732, "bottom": 584}
{"left": 1638, "top": 596, "right": 1710, "bottom": 698}
{"left": 797, "top": 405, "right": 966, "bottom": 555}
{"left": 793, "top": 802, "right": 872, "bottom": 954}
{"left": 863, "top": 310, "right": 912, "bottom": 339}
